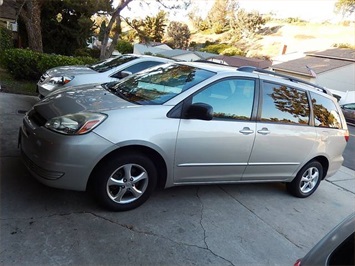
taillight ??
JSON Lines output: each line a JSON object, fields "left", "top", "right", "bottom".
{"left": 345, "top": 130, "right": 349, "bottom": 142}
{"left": 294, "top": 259, "right": 302, "bottom": 266}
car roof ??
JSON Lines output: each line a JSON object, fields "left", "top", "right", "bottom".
{"left": 300, "top": 212, "right": 355, "bottom": 265}
{"left": 178, "top": 61, "right": 334, "bottom": 98}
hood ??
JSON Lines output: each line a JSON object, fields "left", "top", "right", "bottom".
{"left": 46, "top": 65, "right": 97, "bottom": 76}
{"left": 33, "top": 84, "right": 136, "bottom": 120}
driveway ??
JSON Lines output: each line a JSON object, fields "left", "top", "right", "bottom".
{"left": 1, "top": 93, "right": 354, "bottom": 265}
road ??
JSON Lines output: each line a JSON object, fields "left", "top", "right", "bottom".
{"left": 343, "top": 125, "right": 355, "bottom": 170}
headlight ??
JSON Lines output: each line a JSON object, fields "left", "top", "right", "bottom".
{"left": 49, "top": 76, "right": 74, "bottom": 85}
{"left": 45, "top": 112, "right": 107, "bottom": 135}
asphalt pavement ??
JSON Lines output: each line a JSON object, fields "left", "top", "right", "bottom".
{"left": 1, "top": 92, "right": 354, "bottom": 266}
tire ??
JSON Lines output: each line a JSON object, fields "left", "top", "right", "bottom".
{"left": 286, "top": 161, "right": 323, "bottom": 198}
{"left": 91, "top": 152, "right": 157, "bottom": 211}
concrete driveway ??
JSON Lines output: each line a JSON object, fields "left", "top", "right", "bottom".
{"left": 1, "top": 93, "right": 354, "bottom": 265}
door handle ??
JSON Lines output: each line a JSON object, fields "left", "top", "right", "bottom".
{"left": 257, "top": 127, "right": 270, "bottom": 135}
{"left": 239, "top": 127, "right": 254, "bottom": 135}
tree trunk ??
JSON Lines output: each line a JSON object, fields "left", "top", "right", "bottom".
{"left": 18, "top": 0, "right": 43, "bottom": 52}
{"left": 100, "top": 0, "right": 132, "bottom": 60}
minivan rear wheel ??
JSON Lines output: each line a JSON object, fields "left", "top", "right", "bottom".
{"left": 91, "top": 152, "right": 157, "bottom": 211}
{"left": 286, "top": 161, "right": 323, "bottom": 198}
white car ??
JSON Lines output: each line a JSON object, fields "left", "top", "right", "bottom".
{"left": 37, "top": 54, "right": 173, "bottom": 98}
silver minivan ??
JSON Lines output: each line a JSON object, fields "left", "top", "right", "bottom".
{"left": 20, "top": 62, "right": 349, "bottom": 211}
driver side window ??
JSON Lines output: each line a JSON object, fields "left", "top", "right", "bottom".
{"left": 192, "top": 78, "right": 255, "bottom": 121}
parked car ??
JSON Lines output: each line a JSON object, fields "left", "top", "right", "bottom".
{"left": 20, "top": 63, "right": 349, "bottom": 211}
{"left": 294, "top": 212, "right": 354, "bottom": 266}
{"left": 37, "top": 54, "right": 173, "bottom": 98}
{"left": 340, "top": 103, "right": 355, "bottom": 124}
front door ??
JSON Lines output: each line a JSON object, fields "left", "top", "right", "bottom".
{"left": 174, "top": 78, "right": 257, "bottom": 184}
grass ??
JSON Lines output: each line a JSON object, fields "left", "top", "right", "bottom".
{"left": 0, "top": 67, "right": 37, "bottom": 96}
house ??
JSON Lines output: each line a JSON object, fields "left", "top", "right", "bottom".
{"left": 272, "top": 48, "right": 355, "bottom": 104}
{"left": 0, "top": 0, "right": 17, "bottom": 29}
{"left": 133, "top": 43, "right": 217, "bottom": 61}
{"left": 208, "top": 55, "right": 272, "bottom": 69}
{"left": 133, "top": 43, "right": 173, "bottom": 55}
{"left": 157, "top": 49, "right": 216, "bottom": 61}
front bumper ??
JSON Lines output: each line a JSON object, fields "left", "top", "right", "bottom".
{"left": 19, "top": 118, "right": 115, "bottom": 191}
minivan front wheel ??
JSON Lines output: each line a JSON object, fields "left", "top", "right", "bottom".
{"left": 91, "top": 153, "right": 157, "bottom": 211}
{"left": 286, "top": 161, "right": 323, "bottom": 198}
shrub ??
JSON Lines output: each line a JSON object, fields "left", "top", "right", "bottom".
{"left": 2, "top": 49, "right": 42, "bottom": 80}
{"left": 220, "top": 47, "right": 245, "bottom": 56}
{"left": 2, "top": 48, "right": 98, "bottom": 81}
{"left": 201, "top": 43, "right": 231, "bottom": 54}
{"left": 116, "top": 40, "right": 133, "bottom": 54}
{"left": 332, "top": 43, "right": 355, "bottom": 49}
{"left": 0, "top": 28, "right": 13, "bottom": 52}
{"left": 74, "top": 47, "right": 101, "bottom": 58}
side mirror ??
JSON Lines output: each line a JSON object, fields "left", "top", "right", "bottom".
{"left": 113, "top": 71, "right": 132, "bottom": 79}
{"left": 186, "top": 103, "right": 213, "bottom": 121}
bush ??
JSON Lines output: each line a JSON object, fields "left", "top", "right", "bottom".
{"left": 2, "top": 48, "right": 98, "bottom": 81}
{"left": 0, "top": 28, "right": 13, "bottom": 52}
{"left": 201, "top": 43, "right": 231, "bottom": 54}
{"left": 2, "top": 49, "right": 42, "bottom": 80}
{"left": 74, "top": 47, "right": 101, "bottom": 58}
{"left": 220, "top": 47, "right": 245, "bottom": 56}
{"left": 116, "top": 40, "right": 133, "bottom": 54}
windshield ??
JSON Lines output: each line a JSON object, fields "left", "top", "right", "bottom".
{"left": 110, "top": 64, "right": 215, "bottom": 105}
{"left": 89, "top": 55, "right": 138, "bottom": 73}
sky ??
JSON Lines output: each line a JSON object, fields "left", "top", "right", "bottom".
{"left": 239, "top": 0, "right": 341, "bottom": 21}
{"left": 120, "top": 0, "right": 344, "bottom": 22}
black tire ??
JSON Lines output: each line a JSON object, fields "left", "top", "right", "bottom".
{"left": 90, "top": 152, "right": 157, "bottom": 211}
{"left": 286, "top": 161, "right": 323, "bottom": 198}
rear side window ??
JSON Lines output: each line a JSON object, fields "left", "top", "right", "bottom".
{"left": 90, "top": 55, "right": 137, "bottom": 73}
{"left": 310, "top": 92, "right": 342, "bottom": 128}
{"left": 328, "top": 232, "right": 354, "bottom": 265}
{"left": 123, "top": 61, "right": 164, "bottom": 74}
{"left": 260, "top": 82, "right": 310, "bottom": 125}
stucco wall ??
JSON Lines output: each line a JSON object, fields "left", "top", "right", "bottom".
{"left": 316, "top": 64, "right": 355, "bottom": 93}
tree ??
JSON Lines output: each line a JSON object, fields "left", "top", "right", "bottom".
{"left": 16, "top": 0, "right": 112, "bottom": 55}
{"left": 99, "top": 0, "right": 191, "bottom": 59}
{"left": 127, "top": 10, "right": 167, "bottom": 43}
{"left": 166, "top": 21, "right": 191, "bottom": 49}
{"left": 116, "top": 39, "right": 133, "bottom": 54}
{"left": 17, "top": 0, "right": 44, "bottom": 52}
{"left": 40, "top": 0, "right": 112, "bottom": 56}
{"left": 335, "top": 0, "right": 355, "bottom": 17}
{"left": 205, "top": 0, "right": 239, "bottom": 33}
{"left": 230, "top": 9, "right": 266, "bottom": 39}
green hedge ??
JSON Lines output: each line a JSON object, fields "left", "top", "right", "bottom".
{"left": 0, "top": 28, "right": 13, "bottom": 52}
{"left": 1, "top": 48, "right": 97, "bottom": 80}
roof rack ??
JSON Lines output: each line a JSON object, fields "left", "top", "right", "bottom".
{"left": 237, "top": 66, "right": 332, "bottom": 96}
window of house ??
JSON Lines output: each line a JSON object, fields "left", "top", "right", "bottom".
{"left": 310, "top": 92, "right": 342, "bottom": 128}
{"left": 192, "top": 78, "right": 255, "bottom": 120}
{"left": 260, "top": 82, "right": 310, "bottom": 125}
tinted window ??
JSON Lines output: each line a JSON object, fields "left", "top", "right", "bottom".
{"left": 260, "top": 82, "right": 310, "bottom": 125}
{"left": 123, "top": 61, "right": 164, "bottom": 74}
{"left": 90, "top": 55, "right": 138, "bottom": 73}
{"left": 111, "top": 64, "right": 215, "bottom": 105}
{"left": 310, "top": 92, "right": 342, "bottom": 128}
{"left": 192, "top": 79, "right": 255, "bottom": 120}
{"left": 329, "top": 232, "right": 354, "bottom": 266}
